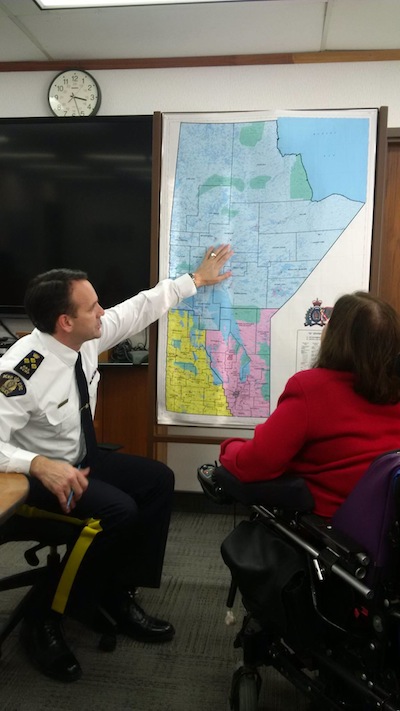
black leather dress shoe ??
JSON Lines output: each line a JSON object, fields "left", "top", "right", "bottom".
{"left": 20, "top": 615, "right": 82, "bottom": 682}
{"left": 112, "top": 591, "right": 175, "bottom": 643}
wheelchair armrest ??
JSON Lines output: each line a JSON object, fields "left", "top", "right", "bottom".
{"left": 198, "top": 464, "right": 314, "bottom": 512}
{"left": 215, "top": 466, "right": 315, "bottom": 511}
{"left": 299, "top": 513, "right": 371, "bottom": 569}
{"left": 198, "top": 464, "right": 373, "bottom": 592}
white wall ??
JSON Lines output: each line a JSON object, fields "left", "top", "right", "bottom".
{"left": 0, "top": 62, "right": 399, "bottom": 122}
{"left": 1, "top": 60, "right": 399, "bottom": 490}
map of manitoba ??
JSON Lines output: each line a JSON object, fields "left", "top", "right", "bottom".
{"left": 157, "top": 110, "right": 377, "bottom": 427}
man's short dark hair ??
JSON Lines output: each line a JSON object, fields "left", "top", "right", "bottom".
{"left": 24, "top": 268, "right": 88, "bottom": 334}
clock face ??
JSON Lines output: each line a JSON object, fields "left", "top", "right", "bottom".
{"left": 48, "top": 69, "right": 101, "bottom": 118}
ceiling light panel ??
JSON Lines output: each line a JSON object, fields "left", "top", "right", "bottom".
{"left": 35, "top": 0, "right": 249, "bottom": 8}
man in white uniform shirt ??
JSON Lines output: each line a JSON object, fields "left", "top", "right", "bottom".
{"left": 0, "top": 245, "right": 232, "bottom": 682}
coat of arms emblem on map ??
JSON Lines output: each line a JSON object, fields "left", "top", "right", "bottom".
{"left": 304, "top": 298, "right": 332, "bottom": 327}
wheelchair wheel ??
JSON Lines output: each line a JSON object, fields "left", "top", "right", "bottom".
{"left": 230, "top": 666, "right": 261, "bottom": 711}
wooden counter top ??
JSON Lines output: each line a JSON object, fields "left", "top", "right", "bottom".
{"left": 0, "top": 473, "right": 29, "bottom": 523}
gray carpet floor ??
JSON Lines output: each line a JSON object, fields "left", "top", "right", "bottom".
{"left": 0, "top": 511, "right": 310, "bottom": 710}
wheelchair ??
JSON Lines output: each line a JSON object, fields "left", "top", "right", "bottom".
{"left": 198, "top": 451, "right": 400, "bottom": 711}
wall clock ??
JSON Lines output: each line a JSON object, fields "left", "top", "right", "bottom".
{"left": 48, "top": 69, "right": 101, "bottom": 117}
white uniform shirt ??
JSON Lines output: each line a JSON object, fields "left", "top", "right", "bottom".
{"left": 0, "top": 275, "right": 195, "bottom": 474}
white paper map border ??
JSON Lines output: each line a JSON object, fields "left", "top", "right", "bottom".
{"left": 157, "top": 109, "right": 377, "bottom": 427}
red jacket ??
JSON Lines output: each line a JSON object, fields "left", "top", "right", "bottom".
{"left": 219, "top": 368, "right": 400, "bottom": 518}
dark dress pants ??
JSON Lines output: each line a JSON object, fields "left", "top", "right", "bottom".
{"left": 25, "top": 449, "right": 175, "bottom": 614}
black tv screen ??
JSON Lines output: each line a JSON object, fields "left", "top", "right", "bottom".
{"left": 0, "top": 115, "right": 153, "bottom": 317}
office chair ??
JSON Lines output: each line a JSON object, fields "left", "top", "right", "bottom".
{"left": 0, "top": 512, "right": 119, "bottom": 655}
{"left": 0, "top": 443, "right": 124, "bottom": 659}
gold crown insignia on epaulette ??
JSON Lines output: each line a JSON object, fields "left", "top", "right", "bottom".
{"left": 14, "top": 351, "right": 44, "bottom": 380}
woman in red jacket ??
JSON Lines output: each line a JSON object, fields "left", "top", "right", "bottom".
{"left": 219, "top": 291, "right": 400, "bottom": 518}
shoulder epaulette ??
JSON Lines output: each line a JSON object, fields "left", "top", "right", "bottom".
{"left": 14, "top": 351, "right": 44, "bottom": 380}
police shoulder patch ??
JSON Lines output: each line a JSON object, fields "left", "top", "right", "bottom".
{"left": 0, "top": 372, "right": 26, "bottom": 397}
{"left": 14, "top": 351, "right": 44, "bottom": 380}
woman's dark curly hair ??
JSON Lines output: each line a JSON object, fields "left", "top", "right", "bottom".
{"left": 314, "top": 291, "right": 400, "bottom": 404}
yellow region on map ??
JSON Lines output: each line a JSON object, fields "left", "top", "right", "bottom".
{"left": 166, "top": 310, "right": 231, "bottom": 416}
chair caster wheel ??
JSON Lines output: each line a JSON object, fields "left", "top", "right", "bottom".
{"left": 98, "top": 632, "right": 117, "bottom": 652}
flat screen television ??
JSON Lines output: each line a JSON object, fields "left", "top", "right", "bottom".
{"left": 0, "top": 115, "right": 153, "bottom": 317}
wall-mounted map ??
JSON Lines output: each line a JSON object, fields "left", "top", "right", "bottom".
{"left": 157, "top": 110, "right": 377, "bottom": 427}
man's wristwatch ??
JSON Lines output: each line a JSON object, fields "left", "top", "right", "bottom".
{"left": 189, "top": 272, "right": 198, "bottom": 288}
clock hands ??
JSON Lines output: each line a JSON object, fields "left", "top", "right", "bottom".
{"left": 68, "top": 92, "right": 88, "bottom": 103}
{"left": 71, "top": 96, "right": 80, "bottom": 114}
{"left": 69, "top": 92, "right": 87, "bottom": 102}
{"left": 67, "top": 92, "right": 88, "bottom": 115}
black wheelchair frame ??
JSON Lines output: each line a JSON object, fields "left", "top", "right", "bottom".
{"left": 198, "top": 462, "right": 400, "bottom": 711}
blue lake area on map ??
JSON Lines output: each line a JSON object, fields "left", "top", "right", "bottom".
{"left": 170, "top": 118, "right": 366, "bottom": 312}
{"left": 277, "top": 117, "right": 369, "bottom": 203}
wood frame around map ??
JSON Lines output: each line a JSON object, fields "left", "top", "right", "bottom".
{"left": 147, "top": 107, "right": 388, "bottom": 459}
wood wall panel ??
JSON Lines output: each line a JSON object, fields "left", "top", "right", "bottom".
{"left": 95, "top": 366, "right": 149, "bottom": 457}
{"left": 1, "top": 49, "right": 400, "bottom": 73}
{"left": 380, "top": 142, "right": 400, "bottom": 312}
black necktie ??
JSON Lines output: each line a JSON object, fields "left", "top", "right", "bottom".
{"left": 75, "top": 352, "right": 98, "bottom": 465}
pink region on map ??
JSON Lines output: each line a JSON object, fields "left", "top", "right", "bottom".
{"left": 205, "top": 309, "right": 277, "bottom": 418}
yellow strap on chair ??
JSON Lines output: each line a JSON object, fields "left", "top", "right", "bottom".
{"left": 51, "top": 518, "right": 103, "bottom": 614}
{"left": 16, "top": 504, "right": 103, "bottom": 615}
{"left": 17, "top": 503, "right": 83, "bottom": 527}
